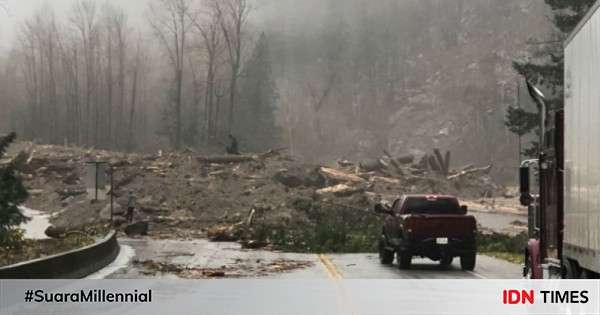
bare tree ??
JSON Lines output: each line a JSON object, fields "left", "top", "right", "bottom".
{"left": 213, "top": 0, "right": 250, "bottom": 134}
{"left": 111, "top": 7, "right": 128, "bottom": 149}
{"left": 189, "top": 3, "right": 225, "bottom": 144}
{"left": 148, "top": 0, "right": 192, "bottom": 149}
{"left": 101, "top": 4, "right": 114, "bottom": 147}
{"left": 306, "top": 72, "right": 336, "bottom": 142}
{"left": 127, "top": 35, "right": 145, "bottom": 151}
{"left": 18, "top": 21, "right": 41, "bottom": 139}
{"left": 70, "top": 0, "right": 99, "bottom": 146}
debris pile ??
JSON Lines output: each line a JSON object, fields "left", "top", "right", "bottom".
{"left": 132, "top": 258, "right": 313, "bottom": 278}
{"left": 8, "top": 141, "right": 516, "bottom": 252}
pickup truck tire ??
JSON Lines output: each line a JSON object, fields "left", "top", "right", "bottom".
{"left": 460, "top": 252, "right": 476, "bottom": 271}
{"left": 397, "top": 251, "right": 412, "bottom": 269}
{"left": 378, "top": 239, "right": 394, "bottom": 265}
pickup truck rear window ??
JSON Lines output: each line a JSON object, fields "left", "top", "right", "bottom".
{"left": 402, "top": 197, "right": 461, "bottom": 214}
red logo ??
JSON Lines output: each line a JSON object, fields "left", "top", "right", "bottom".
{"left": 503, "top": 290, "right": 535, "bottom": 304}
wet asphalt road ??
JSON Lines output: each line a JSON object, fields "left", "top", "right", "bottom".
{"left": 95, "top": 210, "right": 525, "bottom": 280}
{"left": 101, "top": 238, "right": 521, "bottom": 280}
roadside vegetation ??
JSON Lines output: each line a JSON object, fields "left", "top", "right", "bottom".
{"left": 0, "top": 233, "right": 96, "bottom": 267}
{"left": 0, "top": 133, "right": 108, "bottom": 267}
{"left": 477, "top": 231, "right": 527, "bottom": 264}
{"left": 252, "top": 196, "right": 380, "bottom": 253}
{"left": 0, "top": 132, "right": 29, "bottom": 248}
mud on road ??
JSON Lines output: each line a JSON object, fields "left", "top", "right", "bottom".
{"left": 102, "top": 238, "right": 521, "bottom": 279}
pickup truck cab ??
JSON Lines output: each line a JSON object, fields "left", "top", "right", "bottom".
{"left": 375, "top": 195, "right": 477, "bottom": 270}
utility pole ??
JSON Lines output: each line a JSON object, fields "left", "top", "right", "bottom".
{"left": 517, "top": 79, "right": 522, "bottom": 163}
{"left": 108, "top": 166, "right": 114, "bottom": 222}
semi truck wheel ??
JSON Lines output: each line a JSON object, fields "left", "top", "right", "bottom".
{"left": 398, "top": 251, "right": 412, "bottom": 269}
{"left": 460, "top": 252, "right": 476, "bottom": 271}
{"left": 378, "top": 240, "right": 394, "bottom": 265}
{"left": 563, "top": 260, "right": 579, "bottom": 279}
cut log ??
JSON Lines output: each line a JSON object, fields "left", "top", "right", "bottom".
{"left": 197, "top": 155, "right": 256, "bottom": 164}
{"left": 316, "top": 184, "right": 363, "bottom": 197}
{"left": 447, "top": 165, "right": 493, "bottom": 180}
{"left": 319, "top": 167, "right": 367, "bottom": 183}
{"left": 369, "top": 176, "right": 401, "bottom": 185}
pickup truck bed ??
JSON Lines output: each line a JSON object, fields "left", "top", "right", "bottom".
{"left": 376, "top": 195, "right": 477, "bottom": 270}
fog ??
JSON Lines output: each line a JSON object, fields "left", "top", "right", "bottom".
{"left": 0, "top": 0, "right": 551, "bottom": 182}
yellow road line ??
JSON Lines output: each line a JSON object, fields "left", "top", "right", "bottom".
{"left": 318, "top": 253, "right": 343, "bottom": 280}
{"left": 317, "top": 254, "right": 363, "bottom": 315}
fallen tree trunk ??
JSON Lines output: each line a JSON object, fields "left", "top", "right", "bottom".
{"left": 197, "top": 155, "right": 256, "bottom": 164}
{"left": 369, "top": 176, "right": 401, "bottom": 185}
{"left": 316, "top": 184, "right": 364, "bottom": 197}
{"left": 319, "top": 167, "right": 366, "bottom": 183}
{"left": 447, "top": 165, "right": 492, "bottom": 180}
{"left": 197, "top": 148, "right": 286, "bottom": 164}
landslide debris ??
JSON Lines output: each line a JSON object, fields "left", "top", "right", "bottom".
{"left": 7, "top": 142, "right": 520, "bottom": 252}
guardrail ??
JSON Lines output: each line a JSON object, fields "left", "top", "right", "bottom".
{"left": 0, "top": 231, "right": 120, "bottom": 279}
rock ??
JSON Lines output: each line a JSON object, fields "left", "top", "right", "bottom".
{"left": 125, "top": 221, "right": 149, "bottom": 236}
{"left": 359, "top": 159, "right": 384, "bottom": 172}
{"left": 112, "top": 217, "right": 127, "bottom": 227}
{"left": 138, "top": 196, "right": 163, "bottom": 214}
{"left": 45, "top": 225, "right": 66, "bottom": 238}
{"left": 273, "top": 170, "right": 303, "bottom": 187}
{"left": 56, "top": 188, "right": 86, "bottom": 200}
{"left": 273, "top": 166, "right": 325, "bottom": 188}
{"left": 60, "top": 196, "right": 75, "bottom": 207}
{"left": 100, "top": 203, "right": 122, "bottom": 220}
{"left": 62, "top": 172, "right": 79, "bottom": 185}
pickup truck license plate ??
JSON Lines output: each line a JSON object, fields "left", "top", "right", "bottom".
{"left": 436, "top": 237, "right": 448, "bottom": 245}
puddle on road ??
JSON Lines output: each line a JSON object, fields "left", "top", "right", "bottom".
{"left": 19, "top": 206, "right": 51, "bottom": 239}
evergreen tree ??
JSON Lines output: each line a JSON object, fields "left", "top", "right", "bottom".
{"left": 0, "top": 132, "right": 29, "bottom": 244}
{"left": 235, "top": 33, "right": 281, "bottom": 151}
{"left": 507, "top": 0, "right": 596, "bottom": 156}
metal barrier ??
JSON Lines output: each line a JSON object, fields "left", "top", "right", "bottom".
{"left": 0, "top": 231, "right": 120, "bottom": 279}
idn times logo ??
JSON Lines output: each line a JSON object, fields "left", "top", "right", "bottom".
{"left": 502, "top": 290, "right": 589, "bottom": 305}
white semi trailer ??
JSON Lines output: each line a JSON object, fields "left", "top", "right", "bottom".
{"left": 519, "top": 1, "right": 600, "bottom": 278}
{"left": 563, "top": 1, "right": 600, "bottom": 278}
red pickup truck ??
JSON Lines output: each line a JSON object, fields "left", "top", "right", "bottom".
{"left": 374, "top": 195, "right": 477, "bottom": 270}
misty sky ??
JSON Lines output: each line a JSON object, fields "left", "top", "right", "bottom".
{"left": 0, "top": 0, "right": 153, "bottom": 52}
{"left": 0, "top": 0, "right": 279, "bottom": 53}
